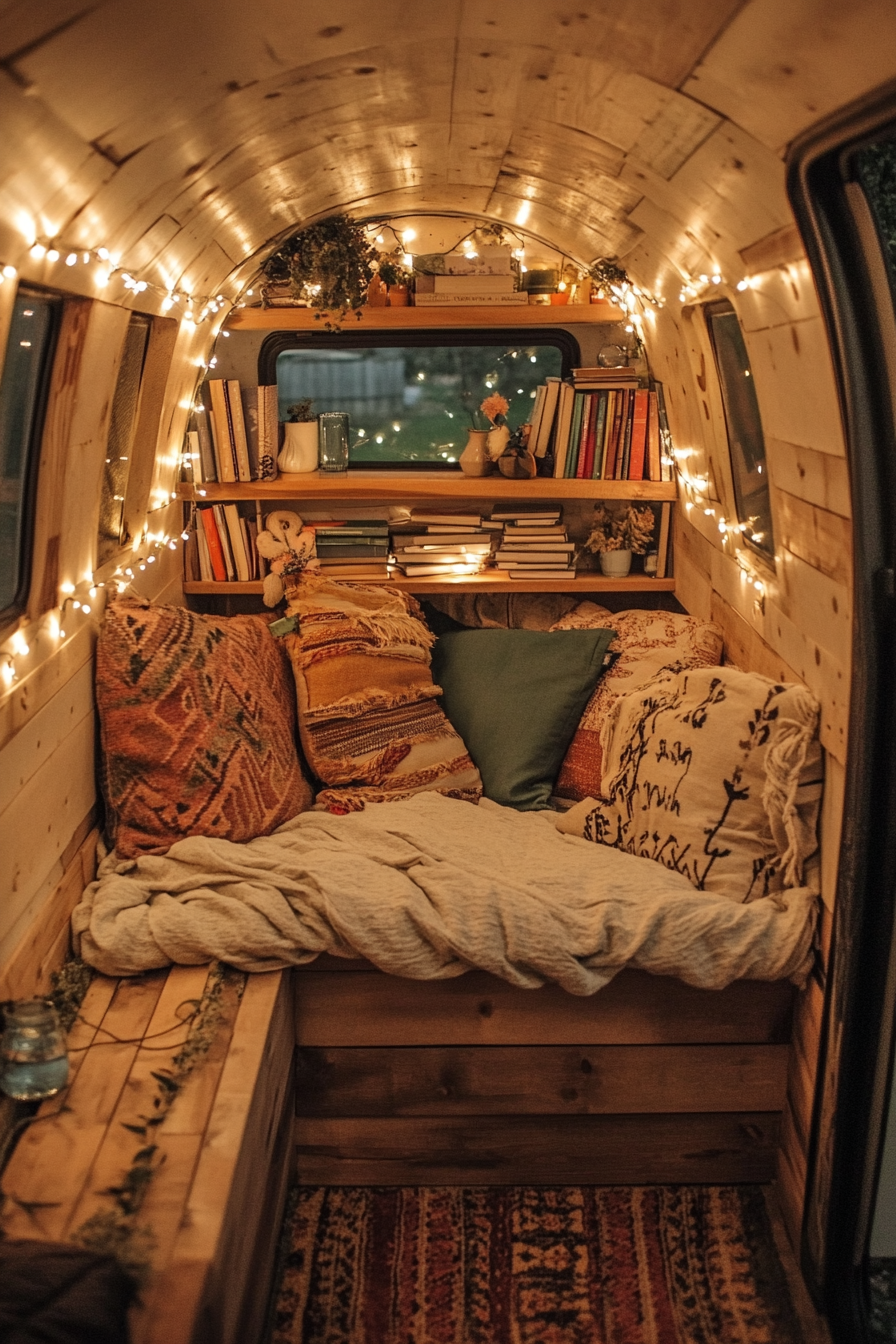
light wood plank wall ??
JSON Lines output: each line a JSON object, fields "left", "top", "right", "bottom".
{"left": 636, "top": 214, "right": 849, "bottom": 1248}
{"left": 0, "top": 289, "right": 195, "bottom": 973}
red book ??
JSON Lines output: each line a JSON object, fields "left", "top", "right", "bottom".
{"left": 647, "top": 391, "right": 661, "bottom": 481}
{"left": 199, "top": 507, "right": 227, "bottom": 582}
{"left": 582, "top": 392, "right": 602, "bottom": 479}
{"left": 629, "top": 389, "right": 649, "bottom": 481}
{"left": 575, "top": 394, "right": 594, "bottom": 479}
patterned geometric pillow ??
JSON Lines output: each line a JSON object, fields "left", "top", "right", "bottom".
{"left": 556, "top": 665, "right": 823, "bottom": 902}
{"left": 281, "top": 574, "right": 482, "bottom": 812}
{"left": 551, "top": 607, "right": 724, "bottom": 802}
{"left": 96, "top": 596, "right": 313, "bottom": 858}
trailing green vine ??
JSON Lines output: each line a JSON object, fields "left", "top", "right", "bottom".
{"left": 71, "top": 962, "right": 245, "bottom": 1285}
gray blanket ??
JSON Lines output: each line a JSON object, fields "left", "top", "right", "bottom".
{"left": 73, "top": 794, "right": 817, "bottom": 992}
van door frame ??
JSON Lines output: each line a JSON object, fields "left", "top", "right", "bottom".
{"left": 786, "top": 78, "right": 896, "bottom": 1340}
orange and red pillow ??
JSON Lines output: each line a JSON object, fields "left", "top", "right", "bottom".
{"left": 96, "top": 596, "right": 313, "bottom": 857}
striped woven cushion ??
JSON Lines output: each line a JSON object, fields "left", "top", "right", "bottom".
{"left": 281, "top": 574, "right": 482, "bottom": 812}
{"left": 96, "top": 596, "right": 313, "bottom": 857}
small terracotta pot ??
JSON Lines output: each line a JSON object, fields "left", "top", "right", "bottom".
{"left": 366, "top": 274, "right": 388, "bottom": 306}
{"left": 388, "top": 284, "right": 409, "bottom": 307}
{"left": 549, "top": 291, "right": 570, "bottom": 305}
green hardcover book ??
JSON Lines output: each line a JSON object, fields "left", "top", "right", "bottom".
{"left": 591, "top": 393, "right": 608, "bottom": 479}
{"left": 565, "top": 393, "right": 585, "bottom": 478}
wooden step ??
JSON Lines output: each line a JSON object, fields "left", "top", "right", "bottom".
{"left": 1, "top": 965, "right": 293, "bottom": 1344}
{"left": 294, "top": 968, "right": 795, "bottom": 1047}
{"left": 295, "top": 1043, "right": 790, "bottom": 1116}
{"left": 293, "top": 1113, "right": 782, "bottom": 1185}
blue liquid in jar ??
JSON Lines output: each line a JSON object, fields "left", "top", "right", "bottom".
{"left": 1, "top": 1054, "right": 69, "bottom": 1100}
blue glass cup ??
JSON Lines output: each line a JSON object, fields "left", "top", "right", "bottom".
{"left": 318, "top": 412, "right": 350, "bottom": 472}
{"left": 1, "top": 999, "right": 69, "bottom": 1100}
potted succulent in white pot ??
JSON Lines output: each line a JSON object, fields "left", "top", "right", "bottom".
{"left": 584, "top": 502, "right": 656, "bottom": 577}
{"left": 278, "top": 400, "right": 319, "bottom": 474}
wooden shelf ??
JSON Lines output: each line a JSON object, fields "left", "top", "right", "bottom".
{"left": 225, "top": 304, "right": 626, "bottom": 331}
{"left": 181, "top": 473, "right": 678, "bottom": 504}
{"left": 184, "top": 574, "right": 675, "bottom": 597}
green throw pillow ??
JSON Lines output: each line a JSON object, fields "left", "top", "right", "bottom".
{"left": 431, "top": 627, "right": 616, "bottom": 810}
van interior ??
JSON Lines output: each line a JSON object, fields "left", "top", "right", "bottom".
{"left": 0, "top": 4, "right": 895, "bottom": 1341}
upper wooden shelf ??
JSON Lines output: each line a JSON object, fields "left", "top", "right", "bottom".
{"left": 180, "top": 472, "right": 678, "bottom": 504}
{"left": 184, "top": 574, "right": 676, "bottom": 596}
{"left": 224, "top": 304, "right": 627, "bottom": 331}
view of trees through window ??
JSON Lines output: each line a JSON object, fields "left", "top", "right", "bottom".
{"left": 275, "top": 342, "right": 564, "bottom": 465}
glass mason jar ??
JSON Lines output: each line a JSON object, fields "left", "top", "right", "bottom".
{"left": 318, "top": 412, "right": 350, "bottom": 473}
{"left": 1, "top": 999, "right": 70, "bottom": 1100}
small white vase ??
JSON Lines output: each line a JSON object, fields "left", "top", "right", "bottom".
{"left": 278, "top": 421, "right": 319, "bottom": 473}
{"left": 486, "top": 424, "right": 510, "bottom": 462}
{"left": 599, "top": 548, "right": 633, "bottom": 578}
{"left": 460, "top": 429, "right": 491, "bottom": 477}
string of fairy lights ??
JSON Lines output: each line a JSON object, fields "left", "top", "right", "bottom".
{"left": 0, "top": 220, "right": 784, "bottom": 687}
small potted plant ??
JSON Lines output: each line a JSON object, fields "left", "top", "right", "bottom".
{"left": 261, "top": 215, "right": 376, "bottom": 325}
{"left": 583, "top": 502, "right": 655, "bottom": 577}
{"left": 278, "top": 399, "right": 319, "bottom": 474}
{"left": 376, "top": 249, "right": 414, "bottom": 307}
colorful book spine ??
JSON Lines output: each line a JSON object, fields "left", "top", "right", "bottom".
{"left": 198, "top": 507, "right": 227, "bottom": 582}
{"left": 590, "top": 393, "right": 608, "bottom": 479}
{"left": 628, "top": 389, "right": 649, "bottom": 481}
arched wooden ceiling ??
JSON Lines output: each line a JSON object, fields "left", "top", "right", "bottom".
{"left": 1, "top": 0, "right": 893, "bottom": 304}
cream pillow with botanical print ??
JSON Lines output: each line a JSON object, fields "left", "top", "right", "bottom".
{"left": 556, "top": 665, "right": 822, "bottom": 903}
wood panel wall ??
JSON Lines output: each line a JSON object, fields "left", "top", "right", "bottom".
{"left": 644, "top": 242, "right": 849, "bottom": 1251}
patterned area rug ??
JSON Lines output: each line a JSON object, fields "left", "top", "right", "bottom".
{"left": 269, "top": 1185, "right": 804, "bottom": 1344}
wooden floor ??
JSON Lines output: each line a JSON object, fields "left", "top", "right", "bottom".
{"left": 293, "top": 963, "right": 795, "bottom": 1186}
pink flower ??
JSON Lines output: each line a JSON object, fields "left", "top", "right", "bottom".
{"left": 480, "top": 392, "right": 509, "bottom": 425}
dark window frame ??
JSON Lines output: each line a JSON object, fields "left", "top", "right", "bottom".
{"left": 258, "top": 326, "right": 580, "bottom": 469}
{"left": 786, "top": 80, "right": 896, "bottom": 1342}
{"left": 0, "top": 284, "right": 61, "bottom": 632}
{"left": 702, "top": 297, "right": 775, "bottom": 563}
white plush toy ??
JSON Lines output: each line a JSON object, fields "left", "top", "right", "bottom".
{"left": 255, "top": 509, "right": 320, "bottom": 606}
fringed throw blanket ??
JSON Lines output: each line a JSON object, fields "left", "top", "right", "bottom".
{"left": 73, "top": 794, "right": 816, "bottom": 989}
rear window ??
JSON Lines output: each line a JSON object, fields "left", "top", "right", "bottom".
{"left": 705, "top": 299, "right": 775, "bottom": 560}
{"left": 0, "top": 288, "right": 59, "bottom": 623}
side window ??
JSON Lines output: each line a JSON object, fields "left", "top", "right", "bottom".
{"left": 97, "top": 313, "right": 151, "bottom": 565}
{"left": 704, "top": 299, "right": 775, "bottom": 560}
{"left": 0, "top": 287, "right": 60, "bottom": 626}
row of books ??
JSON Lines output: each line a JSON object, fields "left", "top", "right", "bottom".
{"left": 187, "top": 503, "right": 672, "bottom": 584}
{"left": 192, "top": 505, "right": 261, "bottom": 583}
{"left": 412, "top": 248, "right": 527, "bottom": 306}
{"left": 189, "top": 380, "right": 280, "bottom": 484}
{"left": 527, "top": 372, "right": 675, "bottom": 482}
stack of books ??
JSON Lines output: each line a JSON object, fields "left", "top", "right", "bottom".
{"left": 413, "top": 248, "right": 526, "bottom": 307}
{"left": 194, "top": 505, "right": 260, "bottom": 583}
{"left": 193, "top": 379, "right": 279, "bottom": 483}
{"left": 491, "top": 507, "right": 574, "bottom": 580}
{"left": 390, "top": 510, "right": 501, "bottom": 577}
{"left": 312, "top": 521, "right": 391, "bottom": 578}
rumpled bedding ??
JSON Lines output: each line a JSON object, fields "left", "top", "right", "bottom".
{"left": 72, "top": 793, "right": 818, "bottom": 993}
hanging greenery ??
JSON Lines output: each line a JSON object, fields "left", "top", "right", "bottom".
{"left": 261, "top": 214, "right": 376, "bottom": 321}
{"left": 588, "top": 257, "right": 631, "bottom": 293}
{"left": 70, "top": 963, "right": 244, "bottom": 1286}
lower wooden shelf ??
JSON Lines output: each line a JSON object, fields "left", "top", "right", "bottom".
{"left": 183, "top": 573, "right": 675, "bottom": 596}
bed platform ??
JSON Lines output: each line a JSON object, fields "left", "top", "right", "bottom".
{"left": 292, "top": 956, "right": 794, "bottom": 1185}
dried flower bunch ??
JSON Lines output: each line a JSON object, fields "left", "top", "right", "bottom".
{"left": 480, "top": 393, "right": 509, "bottom": 426}
{"left": 585, "top": 502, "right": 655, "bottom": 553}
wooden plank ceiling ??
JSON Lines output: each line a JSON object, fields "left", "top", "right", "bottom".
{"left": 0, "top": 0, "right": 892, "bottom": 302}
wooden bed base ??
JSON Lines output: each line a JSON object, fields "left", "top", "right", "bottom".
{"left": 293, "top": 957, "right": 794, "bottom": 1186}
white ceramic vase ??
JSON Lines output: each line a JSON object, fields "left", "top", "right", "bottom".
{"left": 599, "top": 548, "right": 633, "bottom": 578}
{"left": 459, "top": 428, "right": 491, "bottom": 477}
{"left": 486, "top": 423, "right": 510, "bottom": 462}
{"left": 278, "top": 421, "right": 319, "bottom": 473}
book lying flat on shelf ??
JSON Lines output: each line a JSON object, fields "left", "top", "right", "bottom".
{"left": 415, "top": 274, "right": 517, "bottom": 294}
{"left": 409, "top": 512, "right": 483, "bottom": 527}
{"left": 413, "top": 291, "right": 529, "bottom": 306}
